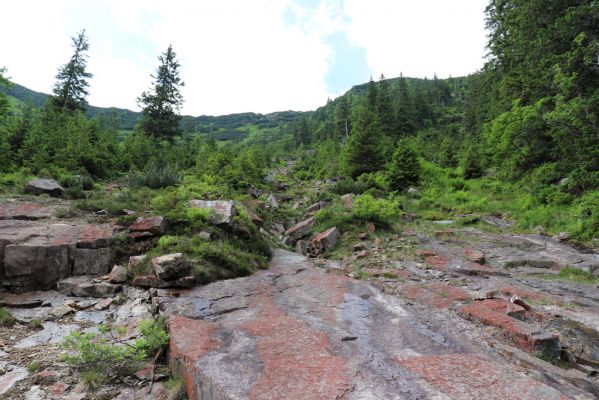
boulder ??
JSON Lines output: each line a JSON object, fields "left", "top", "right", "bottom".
{"left": 407, "top": 187, "right": 420, "bottom": 197}
{"left": 267, "top": 194, "right": 279, "bottom": 209}
{"left": 107, "top": 265, "right": 128, "bottom": 284}
{"left": 151, "top": 253, "right": 191, "bottom": 280}
{"left": 308, "top": 227, "right": 339, "bottom": 256}
{"left": 57, "top": 276, "right": 122, "bottom": 298}
{"left": 132, "top": 275, "right": 195, "bottom": 288}
{"left": 129, "top": 216, "right": 166, "bottom": 236}
{"left": 0, "top": 202, "right": 52, "bottom": 220}
{"left": 128, "top": 255, "right": 147, "bottom": 276}
{"left": 198, "top": 231, "right": 212, "bottom": 240}
{"left": 341, "top": 194, "right": 353, "bottom": 209}
{"left": 295, "top": 240, "right": 307, "bottom": 256}
{"left": 284, "top": 217, "right": 315, "bottom": 242}
{"left": 72, "top": 247, "right": 112, "bottom": 275}
{"left": 305, "top": 203, "right": 321, "bottom": 213}
{"left": 25, "top": 178, "right": 64, "bottom": 197}
{"left": 189, "top": 200, "right": 237, "bottom": 225}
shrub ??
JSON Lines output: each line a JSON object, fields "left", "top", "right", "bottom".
{"left": 330, "top": 179, "right": 368, "bottom": 195}
{"left": 353, "top": 194, "right": 403, "bottom": 223}
{"left": 129, "top": 163, "right": 181, "bottom": 189}
{"left": 388, "top": 141, "right": 420, "bottom": 191}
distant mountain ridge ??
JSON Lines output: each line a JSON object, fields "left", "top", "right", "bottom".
{"left": 2, "top": 82, "right": 304, "bottom": 133}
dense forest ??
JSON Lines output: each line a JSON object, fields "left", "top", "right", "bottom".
{"left": 0, "top": 0, "right": 597, "bottom": 241}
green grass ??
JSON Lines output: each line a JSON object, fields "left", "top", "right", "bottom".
{"left": 0, "top": 308, "right": 16, "bottom": 327}
{"left": 541, "top": 267, "right": 599, "bottom": 285}
{"left": 26, "top": 361, "right": 40, "bottom": 373}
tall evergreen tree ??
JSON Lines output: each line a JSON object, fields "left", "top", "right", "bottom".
{"left": 342, "top": 103, "right": 384, "bottom": 178}
{"left": 138, "top": 45, "right": 185, "bottom": 141}
{"left": 49, "top": 30, "right": 93, "bottom": 113}
{"left": 366, "top": 76, "right": 378, "bottom": 113}
{"left": 334, "top": 95, "right": 351, "bottom": 139}
{"left": 395, "top": 74, "right": 415, "bottom": 135}
{"left": 376, "top": 74, "right": 393, "bottom": 135}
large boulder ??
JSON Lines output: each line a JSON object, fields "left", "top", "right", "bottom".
{"left": 284, "top": 217, "right": 315, "bottom": 242}
{"left": 25, "top": 178, "right": 64, "bottom": 197}
{"left": 189, "top": 200, "right": 237, "bottom": 225}
{"left": 129, "top": 216, "right": 166, "bottom": 236}
{"left": 308, "top": 227, "right": 339, "bottom": 256}
{"left": 151, "top": 253, "right": 191, "bottom": 280}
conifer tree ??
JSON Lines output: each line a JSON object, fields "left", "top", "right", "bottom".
{"left": 366, "top": 76, "right": 378, "bottom": 113}
{"left": 334, "top": 95, "right": 351, "bottom": 139}
{"left": 388, "top": 139, "right": 420, "bottom": 191}
{"left": 342, "top": 104, "right": 384, "bottom": 178}
{"left": 376, "top": 74, "right": 393, "bottom": 136}
{"left": 138, "top": 45, "right": 185, "bottom": 141}
{"left": 395, "top": 74, "right": 415, "bottom": 135}
{"left": 49, "top": 30, "right": 93, "bottom": 113}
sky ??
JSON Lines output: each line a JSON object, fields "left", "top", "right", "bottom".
{"left": 1, "top": 0, "right": 489, "bottom": 116}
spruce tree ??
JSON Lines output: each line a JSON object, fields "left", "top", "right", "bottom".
{"left": 395, "top": 74, "right": 415, "bottom": 136}
{"left": 376, "top": 74, "right": 393, "bottom": 136}
{"left": 138, "top": 45, "right": 185, "bottom": 141}
{"left": 49, "top": 30, "right": 93, "bottom": 113}
{"left": 388, "top": 140, "right": 420, "bottom": 191}
{"left": 334, "top": 95, "right": 351, "bottom": 139}
{"left": 342, "top": 104, "right": 384, "bottom": 178}
{"left": 366, "top": 76, "right": 378, "bottom": 113}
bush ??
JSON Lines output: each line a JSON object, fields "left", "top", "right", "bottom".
{"left": 129, "top": 163, "right": 181, "bottom": 189}
{"left": 330, "top": 179, "right": 368, "bottom": 195}
{"left": 388, "top": 141, "right": 420, "bottom": 191}
{"left": 353, "top": 194, "right": 403, "bottom": 223}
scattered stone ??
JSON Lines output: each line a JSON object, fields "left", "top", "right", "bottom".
{"left": 47, "top": 304, "right": 75, "bottom": 319}
{"left": 374, "top": 237, "right": 382, "bottom": 249}
{"left": 198, "top": 231, "right": 212, "bottom": 240}
{"left": 305, "top": 203, "right": 321, "bottom": 213}
{"left": 358, "top": 232, "right": 369, "bottom": 240}
{"left": 557, "top": 232, "right": 569, "bottom": 242}
{"left": 15, "top": 322, "right": 79, "bottom": 349}
{"left": 189, "top": 200, "right": 237, "bottom": 225}
{"left": 128, "top": 255, "right": 148, "bottom": 276}
{"left": 57, "top": 276, "right": 122, "bottom": 298}
{"left": 113, "top": 382, "right": 168, "bottom": 400}
{"left": 308, "top": 227, "right": 339, "bottom": 256}
{"left": 353, "top": 242, "right": 368, "bottom": 251}
{"left": 0, "top": 366, "right": 28, "bottom": 395}
{"left": 34, "top": 369, "right": 59, "bottom": 385}
{"left": 284, "top": 217, "right": 315, "bottom": 242}
{"left": 129, "top": 216, "right": 166, "bottom": 236}
{"left": 267, "top": 194, "right": 279, "bottom": 209}
{"left": 354, "top": 250, "right": 370, "bottom": 260}
{"left": 73, "top": 299, "right": 99, "bottom": 310}
{"left": 510, "top": 295, "right": 532, "bottom": 311}
{"left": 151, "top": 253, "right": 191, "bottom": 280}
{"left": 108, "top": 265, "right": 128, "bottom": 284}
{"left": 246, "top": 209, "right": 263, "bottom": 226}
{"left": 367, "top": 222, "right": 376, "bottom": 232}
{"left": 432, "top": 220, "right": 455, "bottom": 225}
{"left": 132, "top": 275, "right": 195, "bottom": 288}
{"left": 341, "top": 194, "right": 353, "bottom": 209}
{"left": 24, "top": 385, "right": 44, "bottom": 400}
{"left": 25, "top": 178, "right": 64, "bottom": 197}
{"left": 407, "top": 187, "right": 420, "bottom": 197}
{"left": 94, "top": 298, "right": 113, "bottom": 311}
{"left": 128, "top": 231, "right": 154, "bottom": 240}
{"left": 74, "top": 310, "right": 109, "bottom": 324}
{"left": 471, "top": 290, "right": 498, "bottom": 300}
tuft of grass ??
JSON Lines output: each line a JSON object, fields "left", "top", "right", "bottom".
{"left": 26, "top": 361, "right": 40, "bottom": 373}
{"left": 81, "top": 370, "right": 104, "bottom": 390}
{"left": 0, "top": 308, "right": 16, "bottom": 327}
{"left": 129, "top": 163, "right": 181, "bottom": 189}
{"left": 165, "top": 377, "right": 186, "bottom": 400}
{"left": 542, "top": 267, "right": 599, "bottom": 285}
{"left": 29, "top": 319, "right": 43, "bottom": 329}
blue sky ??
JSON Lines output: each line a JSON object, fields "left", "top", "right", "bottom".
{"left": 1, "top": 0, "right": 488, "bottom": 115}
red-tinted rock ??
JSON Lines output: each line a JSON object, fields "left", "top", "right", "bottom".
{"left": 0, "top": 202, "right": 52, "bottom": 220}
{"left": 34, "top": 370, "right": 59, "bottom": 385}
{"left": 107, "top": 265, "right": 128, "bottom": 284}
{"left": 308, "top": 227, "right": 339, "bottom": 255}
{"left": 94, "top": 298, "right": 113, "bottom": 311}
{"left": 129, "top": 216, "right": 166, "bottom": 235}
{"left": 284, "top": 217, "right": 314, "bottom": 241}
{"left": 353, "top": 250, "right": 369, "bottom": 259}
{"left": 464, "top": 247, "right": 485, "bottom": 264}
{"left": 77, "top": 224, "right": 115, "bottom": 248}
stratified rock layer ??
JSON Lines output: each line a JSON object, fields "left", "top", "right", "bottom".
{"left": 159, "top": 250, "right": 589, "bottom": 400}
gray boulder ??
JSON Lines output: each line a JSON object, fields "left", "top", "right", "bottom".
{"left": 25, "top": 178, "right": 64, "bottom": 197}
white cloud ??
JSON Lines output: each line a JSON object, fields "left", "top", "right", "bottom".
{"left": 0, "top": 0, "right": 488, "bottom": 116}
{"left": 342, "top": 0, "right": 488, "bottom": 79}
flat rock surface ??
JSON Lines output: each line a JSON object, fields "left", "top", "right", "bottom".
{"left": 161, "top": 249, "right": 592, "bottom": 400}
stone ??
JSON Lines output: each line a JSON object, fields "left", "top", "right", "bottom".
{"left": 284, "top": 217, "right": 314, "bottom": 241}
{"left": 0, "top": 366, "right": 28, "bottom": 395}
{"left": 407, "top": 187, "right": 420, "bottom": 197}
{"left": 25, "top": 178, "right": 64, "bottom": 197}
{"left": 308, "top": 227, "right": 339, "bottom": 256}
{"left": 353, "top": 242, "right": 368, "bottom": 251}
{"left": 510, "top": 295, "right": 532, "bottom": 311}
{"left": 129, "top": 216, "right": 166, "bottom": 236}
{"left": 57, "top": 276, "right": 122, "bottom": 298}
{"left": 367, "top": 222, "right": 376, "bottom": 232}
{"left": 295, "top": 240, "right": 307, "bottom": 256}
{"left": 340, "top": 194, "right": 353, "bottom": 209}
{"left": 246, "top": 209, "right": 263, "bottom": 226}
{"left": 77, "top": 224, "right": 115, "bottom": 248}
{"left": 353, "top": 250, "right": 369, "bottom": 259}
{"left": 133, "top": 275, "right": 195, "bottom": 288}
{"left": 162, "top": 249, "right": 575, "bottom": 400}
{"left": 72, "top": 247, "right": 112, "bottom": 275}
{"left": 128, "top": 231, "right": 154, "bottom": 240}
{"left": 198, "top": 231, "right": 212, "bottom": 240}
{"left": 108, "top": 265, "right": 128, "bottom": 284}
{"left": 47, "top": 304, "right": 75, "bottom": 319}
{"left": 113, "top": 382, "right": 168, "bottom": 400}
{"left": 189, "top": 200, "right": 237, "bottom": 225}
{"left": 24, "top": 385, "right": 45, "bottom": 400}
{"left": 305, "top": 203, "right": 321, "bottom": 213}
{"left": 0, "top": 202, "right": 52, "bottom": 220}
{"left": 358, "top": 232, "right": 368, "bottom": 240}
{"left": 94, "top": 298, "right": 113, "bottom": 310}
{"left": 128, "top": 255, "right": 148, "bottom": 276}
{"left": 151, "top": 253, "right": 190, "bottom": 280}
{"left": 267, "top": 194, "right": 279, "bottom": 209}
{"left": 34, "top": 369, "right": 59, "bottom": 385}
{"left": 15, "top": 322, "right": 79, "bottom": 348}
{"left": 471, "top": 290, "right": 498, "bottom": 300}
